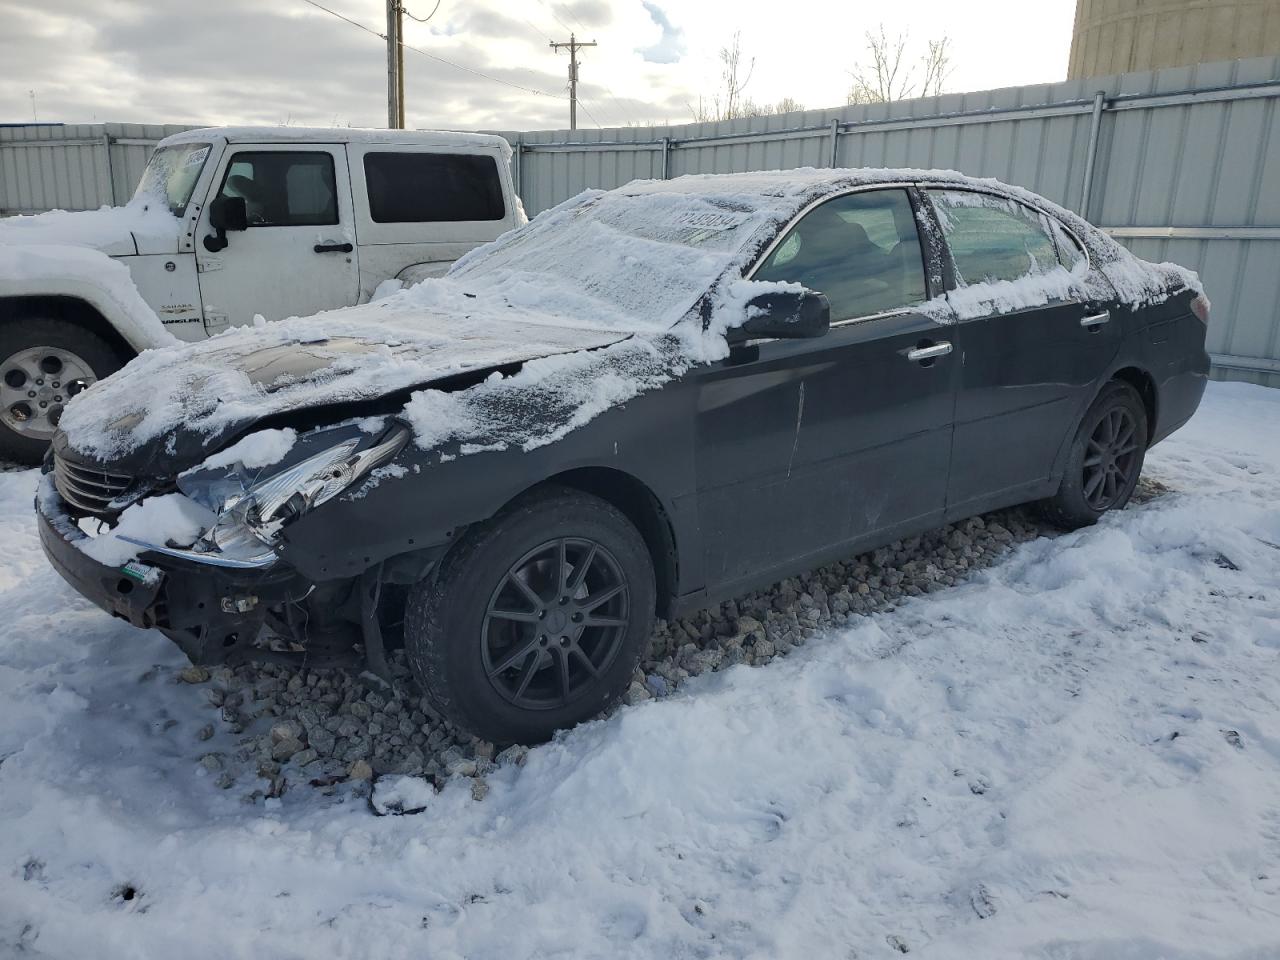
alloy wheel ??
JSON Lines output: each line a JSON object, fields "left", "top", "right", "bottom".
{"left": 481, "top": 537, "right": 630, "bottom": 710}
{"left": 0, "top": 346, "right": 96, "bottom": 440}
{"left": 1082, "top": 406, "right": 1140, "bottom": 511}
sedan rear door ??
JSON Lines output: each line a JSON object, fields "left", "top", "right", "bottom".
{"left": 693, "top": 187, "right": 959, "bottom": 594}
{"left": 924, "top": 188, "right": 1122, "bottom": 517}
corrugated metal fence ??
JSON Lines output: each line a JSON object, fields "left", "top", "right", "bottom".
{"left": 0, "top": 123, "right": 195, "bottom": 214}
{"left": 3, "top": 55, "right": 1279, "bottom": 385}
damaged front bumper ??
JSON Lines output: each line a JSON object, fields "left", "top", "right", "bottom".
{"left": 37, "top": 473, "right": 312, "bottom": 663}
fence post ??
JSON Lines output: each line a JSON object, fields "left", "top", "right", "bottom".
{"left": 513, "top": 134, "right": 523, "bottom": 200}
{"left": 829, "top": 118, "right": 841, "bottom": 168}
{"left": 101, "top": 133, "right": 117, "bottom": 206}
{"left": 1079, "top": 90, "right": 1106, "bottom": 219}
{"left": 660, "top": 137, "right": 670, "bottom": 179}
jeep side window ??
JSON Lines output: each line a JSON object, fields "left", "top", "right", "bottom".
{"left": 363, "top": 152, "right": 506, "bottom": 223}
{"left": 216, "top": 152, "right": 338, "bottom": 227}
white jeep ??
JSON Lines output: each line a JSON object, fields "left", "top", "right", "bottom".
{"left": 0, "top": 125, "right": 523, "bottom": 462}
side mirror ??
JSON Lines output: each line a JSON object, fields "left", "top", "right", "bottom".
{"left": 204, "top": 195, "right": 248, "bottom": 252}
{"left": 734, "top": 289, "right": 831, "bottom": 341}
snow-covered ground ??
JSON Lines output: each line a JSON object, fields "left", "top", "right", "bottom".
{"left": 2, "top": 380, "right": 1278, "bottom": 959}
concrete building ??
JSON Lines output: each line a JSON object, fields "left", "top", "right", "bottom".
{"left": 1068, "top": 0, "right": 1280, "bottom": 79}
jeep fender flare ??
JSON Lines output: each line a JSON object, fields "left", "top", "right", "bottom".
{"left": 0, "top": 251, "right": 177, "bottom": 355}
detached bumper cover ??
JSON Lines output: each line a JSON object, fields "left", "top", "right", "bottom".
{"left": 37, "top": 475, "right": 166, "bottom": 629}
{"left": 36, "top": 474, "right": 305, "bottom": 661}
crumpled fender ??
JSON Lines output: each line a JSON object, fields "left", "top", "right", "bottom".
{"left": 0, "top": 243, "right": 177, "bottom": 352}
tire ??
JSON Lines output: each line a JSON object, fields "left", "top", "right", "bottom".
{"left": 0, "top": 318, "right": 126, "bottom": 464}
{"left": 404, "top": 486, "right": 656, "bottom": 745}
{"left": 1039, "top": 380, "right": 1148, "bottom": 530}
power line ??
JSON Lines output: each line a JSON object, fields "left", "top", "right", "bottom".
{"left": 299, "top": 0, "right": 566, "bottom": 101}
{"left": 401, "top": 0, "right": 440, "bottom": 23}
{"left": 401, "top": 35, "right": 565, "bottom": 99}
{"left": 301, "top": 0, "right": 381, "bottom": 38}
{"left": 536, "top": 0, "right": 574, "bottom": 35}
{"left": 576, "top": 95, "right": 603, "bottom": 128}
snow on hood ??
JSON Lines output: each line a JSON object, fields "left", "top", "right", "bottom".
{"left": 55, "top": 282, "right": 635, "bottom": 462}
{"left": 0, "top": 244, "right": 174, "bottom": 349}
{"left": 58, "top": 166, "right": 1202, "bottom": 467}
{"left": 0, "top": 201, "right": 181, "bottom": 257}
{"left": 58, "top": 181, "right": 789, "bottom": 464}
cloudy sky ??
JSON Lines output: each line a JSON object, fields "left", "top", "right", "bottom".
{"left": 2, "top": 0, "right": 1078, "bottom": 132}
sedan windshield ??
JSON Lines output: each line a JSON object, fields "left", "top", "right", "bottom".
{"left": 133, "top": 143, "right": 212, "bottom": 217}
{"left": 447, "top": 187, "right": 778, "bottom": 333}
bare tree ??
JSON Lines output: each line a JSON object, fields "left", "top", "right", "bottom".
{"left": 847, "top": 26, "right": 914, "bottom": 104}
{"left": 689, "top": 31, "right": 757, "bottom": 121}
{"left": 735, "top": 96, "right": 808, "bottom": 118}
{"left": 920, "top": 36, "right": 953, "bottom": 97}
{"left": 846, "top": 26, "right": 952, "bottom": 104}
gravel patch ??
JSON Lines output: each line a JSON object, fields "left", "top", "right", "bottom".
{"left": 165, "top": 482, "right": 1163, "bottom": 803}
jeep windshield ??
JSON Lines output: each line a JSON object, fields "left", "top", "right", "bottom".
{"left": 446, "top": 187, "right": 777, "bottom": 333}
{"left": 133, "top": 142, "right": 212, "bottom": 217}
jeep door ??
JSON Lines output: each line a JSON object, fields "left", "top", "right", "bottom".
{"left": 694, "top": 187, "right": 959, "bottom": 594}
{"left": 194, "top": 144, "right": 360, "bottom": 333}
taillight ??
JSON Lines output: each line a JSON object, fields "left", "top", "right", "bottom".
{"left": 1190, "top": 293, "right": 1211, "bottom": 326}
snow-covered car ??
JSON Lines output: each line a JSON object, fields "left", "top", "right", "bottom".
{"left": 0, "top": 126, "right": 523, "bottom": 462}
{"left": 36, "top": 168, "right": 1210, "bottom": 744}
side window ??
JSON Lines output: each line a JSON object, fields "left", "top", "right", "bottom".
{"left": 218, "top": 151, "right": 337, "bottom": 227}
{"left": 928, "top": 190, "right": 1059, "bottom": 285}
{"left": 364, "top": 153, "right": 505, "bottom": 223}
{"left": 754, "top": 189, "right": 928, "bottom": 322}
{"left": 1047, "top": 217, "right": 1088, "bottom": 275}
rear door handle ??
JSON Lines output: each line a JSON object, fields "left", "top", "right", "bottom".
{"left": 1081, "top": 310, "right": 1111, "bottom": 328}
{"left": 314, "top": 242, "right": 353, "bottom": 254}
{"left": 906, "top": 341, "right": 953, "bottom": 363}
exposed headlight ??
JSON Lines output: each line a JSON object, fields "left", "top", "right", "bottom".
{"left": 121, "top": 424, "right": 410, "bottom": 569}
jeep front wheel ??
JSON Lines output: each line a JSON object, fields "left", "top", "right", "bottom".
{"left": 0, "top": 319, "right": 124, "bottom": 464}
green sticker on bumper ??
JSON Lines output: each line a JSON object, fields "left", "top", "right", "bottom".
{"left": 121, "top": 561, "right": 160, "bottom": 585}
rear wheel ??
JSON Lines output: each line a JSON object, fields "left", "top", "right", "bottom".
{"left": 404, "top": 486, "right": 655, "bottom": 744}
{"left": 1040, "top": 380, "right": 1148, "bottom": 529}
{"left": 0, "top": 319, "right": 124, "bottom": 464}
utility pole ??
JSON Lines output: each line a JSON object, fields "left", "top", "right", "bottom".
{"left": 549, "top": 33, "right": 597, "bottom": 130}
{"left": 396, "top": 4, "right": 405, "bottom": 129}
{"left": 385, "top": 0, "right": 404, "bottom": 128}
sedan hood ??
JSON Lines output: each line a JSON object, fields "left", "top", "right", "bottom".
{"left": 56, "top": 298, "right": 630, "bottom": 476}
{"left": 0, "top": 203, "right": 182, "bottom": 257}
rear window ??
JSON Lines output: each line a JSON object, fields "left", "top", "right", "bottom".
{"left": 928, "top": 190, "right": 1059, "bottom": 285}
{"left": 363, "top": 152, "right": 506, "bottom": 223}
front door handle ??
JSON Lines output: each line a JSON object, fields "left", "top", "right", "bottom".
{"left": 906, "top": 341, "right": 953, "bottom": 363}
{"left": 1081, "top": 310, "right": 1111, "bottom": 328}
{"left": 314, "top": 242, "right": 353, "bottom": 254}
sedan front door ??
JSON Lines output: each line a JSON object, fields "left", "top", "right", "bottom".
{"left": 694, "top": 187, "right": 959, "bottom": 594}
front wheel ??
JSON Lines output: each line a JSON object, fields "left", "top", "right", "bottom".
{"left": 404, "top": 486, "right": 656, "bottom": 744}
{"left": 0, "top": 319, "right": 125, "bottom": 464}
{"left": 1039, "top": 380, "right": 1148, "bottom": 529}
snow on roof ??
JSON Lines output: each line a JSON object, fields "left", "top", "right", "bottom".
{"left": 159, "top": 126, "right": 512, "bottom": 153}
{"left": 620, "top": 165, "right": 1201, "bottom": 313}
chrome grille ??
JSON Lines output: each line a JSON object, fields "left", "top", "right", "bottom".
{"left": 52, "top": 454, "right": 135, "bottom": 518}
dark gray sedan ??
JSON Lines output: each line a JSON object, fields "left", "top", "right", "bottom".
{"left": 38, "top": 168, "right": 1210, "bottom": 744}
